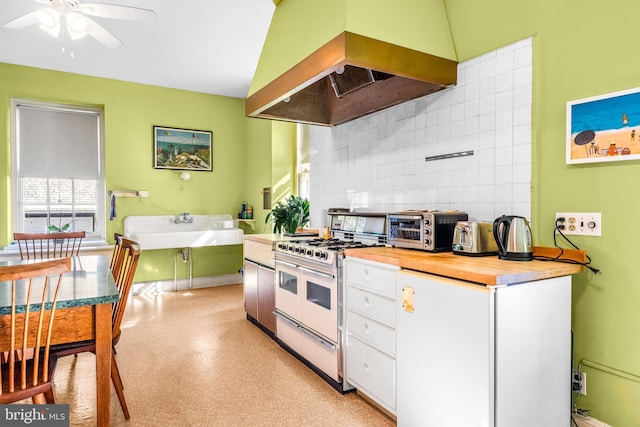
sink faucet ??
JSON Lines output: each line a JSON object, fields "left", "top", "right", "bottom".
{"left": 174, "top": 212, "right": 194, "bottom": 224}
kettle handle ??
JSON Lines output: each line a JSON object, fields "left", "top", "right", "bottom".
{"left": 492, "top": 216, "right": 511, "bottom": 256}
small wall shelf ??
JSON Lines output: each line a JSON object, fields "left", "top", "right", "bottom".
{"left": 109, "top": 190, "right": 149, "bottom": 198}
{"left": 238, "top": 219, "right": 256, "bottom": 230}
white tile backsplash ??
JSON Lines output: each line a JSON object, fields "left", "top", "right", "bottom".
{"left": 309, "top": 38, "right": 532, "bottom": 226}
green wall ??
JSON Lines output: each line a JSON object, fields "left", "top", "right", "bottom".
{"left": 0, "top": 63, "right": 251, "bottom": 282}
{"left": 445, "top": 0, "right": 640, "bottom": 424}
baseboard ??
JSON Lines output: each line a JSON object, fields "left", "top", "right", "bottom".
{"left": 132, "top": 273, "right": 242, "bottom": 294}
{"left": 573, "top": 414, "right": 611, "bottom": 427}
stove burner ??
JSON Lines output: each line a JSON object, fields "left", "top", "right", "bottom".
{"left": 304, "top": 238, "right": 383, "bottom": 250}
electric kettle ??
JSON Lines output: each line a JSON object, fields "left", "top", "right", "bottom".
{"left": 492, "top": 215, "right": 533, "bottom": 261}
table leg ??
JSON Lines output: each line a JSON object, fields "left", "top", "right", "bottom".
{"left": 95, "top": 303, "right": 112, "bottom": 426}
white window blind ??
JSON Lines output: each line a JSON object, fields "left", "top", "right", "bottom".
{"left": 11, "top": 99, "right": 106, "bottom": 241}
{"left": 18, "top": 104, "right": 100, "bottom": 179}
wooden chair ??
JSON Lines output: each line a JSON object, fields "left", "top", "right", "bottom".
{"left": 13, "top": 231, "right": 86, "bottom": 260}
{"left": 0, "top": 258, "right": 71, "bottom": 404}
{"left": 52, "top": 236, "right": 141, "bottom": 420}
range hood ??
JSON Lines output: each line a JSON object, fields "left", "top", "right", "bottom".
{"left": 246, "top": 31, "right": 458, "bottom": 127}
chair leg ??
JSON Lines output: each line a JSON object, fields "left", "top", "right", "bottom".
{"left": 111, "top": 353, "right": 130, "bottom": 420}
{"left": 32, "top": 393, "right": 47, "bottom": 404}
{"left": 44, "top": 387, "right": 56, "bottom": 404}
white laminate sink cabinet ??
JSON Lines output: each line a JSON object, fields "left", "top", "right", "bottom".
{"left": 395, "top": 269, "right": 572, "bottom": 427}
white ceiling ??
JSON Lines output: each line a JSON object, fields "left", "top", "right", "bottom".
{"left": 0, "top": 0, "right": 276, "bottom": 98}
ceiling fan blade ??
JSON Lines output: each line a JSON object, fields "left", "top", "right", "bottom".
{"left": 80, "top": 3, "right": 157, "bottom": 22}
{"left": 3, "top": 10, "right": 41, "bottom": 29}
{"left": 84, "top": 16, "right": 122, "bottom": 48}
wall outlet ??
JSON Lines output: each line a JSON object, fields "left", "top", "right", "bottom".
{"left": 556, "top": 212, "right": 601, "bottom": 236}
{"left": 573, "top": 370, "right": 587, "bottom": 395}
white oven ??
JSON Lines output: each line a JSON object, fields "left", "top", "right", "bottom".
{"left": 275, "top": 257, "right": 340, "bottom": 383}
{"left": 271, "top": 211, "right": 388, "bottom": 393}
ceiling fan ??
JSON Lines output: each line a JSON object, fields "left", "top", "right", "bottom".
{"left": 2, "top": 0, "right": 157, "bottom": 48}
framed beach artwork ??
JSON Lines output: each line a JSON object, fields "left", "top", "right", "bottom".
{"left": 153, "top": 126, "right": 213, "bottom": 171}
{"left": 567, "top": 87, "right": 640, "bottom": 164}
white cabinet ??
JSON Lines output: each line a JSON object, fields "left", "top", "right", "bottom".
{"left": 396, "top": 269, "right": 572, "bottom": 427}
{"left": 344, "top": 258, "right": 399, "bottom": 415}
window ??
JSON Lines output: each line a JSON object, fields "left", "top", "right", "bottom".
{"left": 11, "top": 99, "right": 105, "bottom": 242}
{"left": 297, "top": 124, "right": 310, "bottom": 200}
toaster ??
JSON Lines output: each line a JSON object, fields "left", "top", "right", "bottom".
{"left": 452, "top": 221, "right": 498, "bottom": 256}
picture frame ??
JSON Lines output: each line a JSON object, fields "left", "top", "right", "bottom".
{"left": 567, "top": 87, "right": 640, "bottom": 164}
{"left": 153, "top": 126, "right": 212, "bottom": 171}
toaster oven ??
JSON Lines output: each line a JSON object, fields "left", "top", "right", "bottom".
{"left": 387, "top": 211, "right": 469, "bottom": 252}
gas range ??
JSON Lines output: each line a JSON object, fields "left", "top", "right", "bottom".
{"left": 272, "top": 209, "right": 388, "bottom": 394}
{"left": 274, "top": 238, "right": 385, "bottom": 268}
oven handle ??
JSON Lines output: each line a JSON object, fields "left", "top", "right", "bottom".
{"left": 273, "top": 310, "right": 300, "bottom": 329}
{"left": 273, "top": 311, "right": 337, "bottom": 350}
{"left": 298, "top": 266, "right": 335, "bottom": 279}
{"left": 299, "top": 327, "right": 337, "bottom": 350}
{"left": 275, "top": 259, "right": 298, "bottom": 269}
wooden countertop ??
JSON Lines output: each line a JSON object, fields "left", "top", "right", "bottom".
{"left": 243, "top": 232, "right": 320, "bottom": 245}
{"left": 344, "top": 246, "right": 585, "bottom": 286}
{"left": 243, "top": 234, "right": 280, "bottom": 245}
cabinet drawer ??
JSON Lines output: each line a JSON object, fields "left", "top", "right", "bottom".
{"left": 347, "top": 286, "right": 396, "bottom": 327}
{"left": 345, "top": 259, "right": 397, "bottom": 297}
{"left": 244, "top": 239, "right": 274, "bottom": 268}
{"left": 347, "top": 310, "right": 396, "bottom": 356}
{"left": 346, "top": 336, "right": 396, "bottom": 413}
{"left": 276, "top": 316, "right": 302, "bottom": 355}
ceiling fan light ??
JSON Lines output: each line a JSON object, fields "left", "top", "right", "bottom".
{"left": 38, "top": 9, "right": 61, "bottom": 38}
{"left": 37, "top": 9, "right": 59, "bottom": 28}
{"left": 66, "top": 13, "right": 88, "bottom": 39}
{"left": 67, "top": 14, "right": 87, "bottom": 33}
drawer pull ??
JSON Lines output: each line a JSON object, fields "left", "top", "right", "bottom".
{"left": 363, "top": 268, "right": 370, "bottom": 281}
{"left": 364, "top": 363, "right": 369, "bottom": 373}
{"left": 364, "top": 323, "right": 371, "bottom": 334}
{"left": 364, "top": 295, "right": 370, "bottom": 306}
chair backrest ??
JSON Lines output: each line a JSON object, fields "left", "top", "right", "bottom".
{"left": 0, "top": 258, "right": 71, "bottom": 400}
{"left": 13, "top": 232, "right": 86, "bottom": 260}
{"left": 110, "top": 237, "right": 141, "bottom": 338}
{"left": 109, "top": 233, "right": 126, "bottom": 276}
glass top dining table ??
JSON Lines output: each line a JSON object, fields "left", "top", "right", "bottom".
{"left": 0, "top": 255, "right": 119, "bottom": 426}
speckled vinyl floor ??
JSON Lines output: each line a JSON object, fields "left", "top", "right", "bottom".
{"left": 51, "top": 284, "right": 396, "bottom": 426}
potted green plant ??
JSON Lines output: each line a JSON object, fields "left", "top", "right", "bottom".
{"left": 48, "top": 217, "right": 76, "bottom": 233}
{"left": 265, "top": 195, "right": 310, "bottom": 234}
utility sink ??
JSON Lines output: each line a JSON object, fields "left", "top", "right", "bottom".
{"left": 124, "top": 214, "right": 243, "bottom": 250}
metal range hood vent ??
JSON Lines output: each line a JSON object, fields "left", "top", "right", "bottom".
{"left": 246, "top": 32, "right": 458, "bottom": 127}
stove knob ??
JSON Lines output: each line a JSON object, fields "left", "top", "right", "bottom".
{"left": 319, "top": 252, "right": 328, "bottom": 260}
{"left": 288, "top": 245, "right": 295, "bottom": 251}
{"left": 306, "top": 249, "right": 313, "bottom": 256}
{"left": 424, "top": 229, "right": 431, "bottom": 235}
{"left": 314, "top": 251, "right": 322, "bottom": 258}
{"left": 425, "top": 238, "right": 432, "bottom": 245}
{"left": 295, "top": 247, "right": 302, "bottom": 253}
{"left": 278, "top": 243, "right": 286, "bottom": 250}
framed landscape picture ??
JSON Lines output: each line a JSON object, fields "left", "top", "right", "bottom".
{"left": 153, "top": 126, "right": 212, "bottom": 171}
{"left": 567, "top": 87, "right": 640, "bottom": 164}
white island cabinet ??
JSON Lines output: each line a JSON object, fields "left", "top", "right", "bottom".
{"left": 396, "top": 269, "right": 572, "bottom": 427}
{"left": 344, "top": 257, "right": 400, "bottom": 415}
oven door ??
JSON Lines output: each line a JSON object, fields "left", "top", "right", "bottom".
{"left": 275, "top": 259, "right": 303, "bottom": 321}
{"left": 301, "top": 267, "right": 338, "bottom": 343}
{"left": 387, "top": 214, "right": 425, "bottom": 249}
